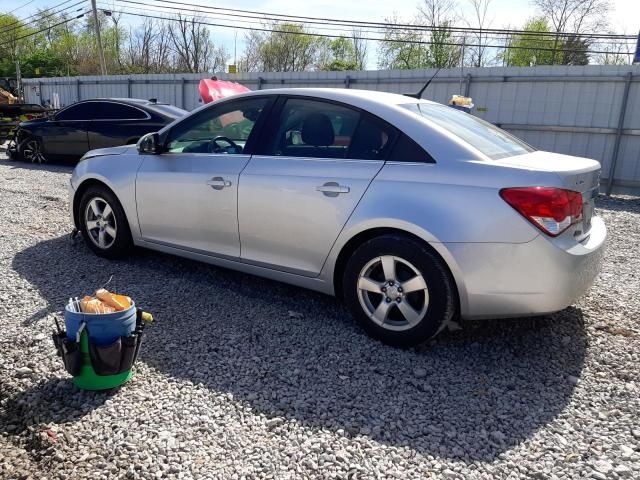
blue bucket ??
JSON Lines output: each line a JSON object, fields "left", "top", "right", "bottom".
{"left": 64, "top": 302, "right": 137, "bottom": 345}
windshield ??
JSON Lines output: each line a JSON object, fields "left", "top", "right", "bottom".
{"left": 401, "top": 103, "right": 534, "bottom": 160}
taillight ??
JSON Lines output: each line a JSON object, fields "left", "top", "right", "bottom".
{"left": 500, "top": 187, "right": 583, "bottom": 237}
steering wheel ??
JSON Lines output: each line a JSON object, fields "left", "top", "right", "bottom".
{"left": 208, "top": 136, "right": 241, "bottom": 154}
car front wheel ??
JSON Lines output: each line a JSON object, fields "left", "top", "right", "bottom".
{"left": 343, "top": 234, "right": 456, "bottom": 346}
{"left": 19, "top": 136, "right": 47, "bottom": 163}
{"left": 79, "top": 186, "right": 132, "bottom": 259}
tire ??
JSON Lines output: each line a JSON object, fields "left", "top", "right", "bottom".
{"left": 18, "top": 136, "right": 47, "bottom": 163}
{"left": 343, "top": 234, "right": 456, "bottom": 347}
{"left": 79, "top": 186, "right": 133, "bottom": 259}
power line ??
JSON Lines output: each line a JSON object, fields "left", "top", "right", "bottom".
{"left": 105, "top": 2, "right": 631, "bottom": 49}
{"left": 129, "top": 0, "right": 636, "bottom": 41}
{"left": 6, "top": 0, "right": 38, "bottom": 15}
{"left": 0, "top": 0, "right": 82, "bottom": 34}
{"left": 0, "top": 11, "right": 87, "bottom": 47}
{"left": 0, "top": 1, "right": 87, "bottom": 38}
{"left": 104, "top": 7, "right": 632, "bottom": 56}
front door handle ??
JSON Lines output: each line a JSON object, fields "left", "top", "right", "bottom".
{"left": 206, "top": 177, "right": 232, "bottom": 190}
{"left": 316, "top": 181, "right": 350, "bottom": 197}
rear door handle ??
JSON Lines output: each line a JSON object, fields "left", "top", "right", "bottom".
{"left": 206, "top": 176, "right": 232, "bottom": 190}
{"left": 316, "top": 182, "right": 350, "bottom": 197}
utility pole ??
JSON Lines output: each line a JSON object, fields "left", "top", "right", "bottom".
{"left": 15, "top": 61, "right": 22, "bottom": 101}
{"left": 91, "top": 0, "right": 107, "bottom": 75}
{"left": 459, "top": 36, "right": 466, "bottom": 94}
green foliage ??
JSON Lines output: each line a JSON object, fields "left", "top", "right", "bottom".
{"left": 502, "top": 17, "right": 590, "bottom": 66}
{"left": 377, "top": 18, "right": 460, "bottom": 70}
{"left": 502, "top": 17, "right": 556, "bottom": 66}
{"left": 321, "top": 37, "right": 359, "bottom": 71}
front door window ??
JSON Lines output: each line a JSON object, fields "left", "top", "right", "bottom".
{"left": 166, "top": 98, "right": 268, "bottom": 155}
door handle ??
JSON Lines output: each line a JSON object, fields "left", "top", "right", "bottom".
{"left": 316, "top": 182, "right": 350, "bottom": 197}
{"left": 206, "top": 177, "right": 232, "bottom": 190}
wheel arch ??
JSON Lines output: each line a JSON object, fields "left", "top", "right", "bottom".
{"left": 72, "top": 178, "right": 119, "bottom": 230}
{"left": 330, "top": 226, "right": 466, "bottom": 316}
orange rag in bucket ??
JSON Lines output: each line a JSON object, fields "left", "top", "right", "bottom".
{"left": 96, "top": 289, "right": 132, "bottom": 311}
{"left": 79, "top": 296, "right": 115, "bottom": 314}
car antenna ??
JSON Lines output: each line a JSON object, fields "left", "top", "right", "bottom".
{"left": 403, "top": 66, "right": 443, "bottom": 99}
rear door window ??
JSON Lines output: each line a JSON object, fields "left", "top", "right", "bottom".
{"left": 267, "top": 98, "right": 360, "bottom": 159}
{"left": 99, "top": 102, "right": 148, "bottom": 120}
{"left": 348, "top": 115, "right": 397, "bottom": 161}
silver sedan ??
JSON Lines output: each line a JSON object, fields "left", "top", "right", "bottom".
{"left": 70, "top": 88, "right": 606, "bottom": 346}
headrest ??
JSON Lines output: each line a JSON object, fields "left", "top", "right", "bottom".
{"left": 301, "top": 112, "right": 335, "bottom": 146}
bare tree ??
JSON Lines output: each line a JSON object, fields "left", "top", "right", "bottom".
{"left": 126, "top": 19, "right": 157, "bottom": 73}
{"left": 418, "top": 0, "right": 461, "bottom": 68}
{"left": 168, "top": 15, "right": 228, "bottom": 73}
{"left": 464, "top": 0, "right": 494, "bottom": 67}
{"left": 591, "top": 29, "right": 632, "bottom": 65}
{"left": 419, "top": 0, "right": 457, "bottom": 26}
{"left": 351, "top": 29, "right": 368, "bottom": 70}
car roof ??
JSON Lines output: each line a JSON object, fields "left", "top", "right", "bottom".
{"left": 87, "top": 97, "right": 171, "bottom": 106}
{"left": 236, "top": 88, "right": 437, "bottom": 108}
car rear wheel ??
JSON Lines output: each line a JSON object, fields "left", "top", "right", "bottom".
{"left": 79, "top": 186, "right": 133, "bottom": 259}
{"left": 19, "top": 136, "right": 47, "bottom": 163}
{"left": 343, "top": 234, "right": 456, "bottom": 346}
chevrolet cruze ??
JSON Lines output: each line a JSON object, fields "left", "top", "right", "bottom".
{"left": 69, "top": 88, "right": 606, "bottom": 346}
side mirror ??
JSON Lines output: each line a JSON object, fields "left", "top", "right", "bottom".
{"left": 137, "top": 132, "right": 162, "bottom": 154}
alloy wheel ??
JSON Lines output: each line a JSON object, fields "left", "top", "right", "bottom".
{"left": 22, "top": 139, "right": 47, "bottom": 163}
{"left": 357, "top": 255, "right": 429, "bottom": 332}
{"left": 84, "top": 197, "right": 117, "bottom": 249}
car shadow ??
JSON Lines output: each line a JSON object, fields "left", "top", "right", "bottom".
{"left": 596, "top": 194, "right": 640, "bottom": 214}
{"left": 0, "top": 159, "right": 75, "bottom": 174}
{"left": 10, "top": 235, "right": 588, "bottom": 462}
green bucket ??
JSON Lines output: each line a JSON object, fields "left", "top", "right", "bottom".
{"left": 72, "top": 330, "right": 134, "bottom": 391}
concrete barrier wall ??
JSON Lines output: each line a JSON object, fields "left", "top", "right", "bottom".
{"left": 23, "top": 65, "right": 640, "bottom": 194}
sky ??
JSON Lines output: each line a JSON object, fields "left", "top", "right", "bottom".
{"left": 6, "top": 0, "right": 640, "bottom": 68}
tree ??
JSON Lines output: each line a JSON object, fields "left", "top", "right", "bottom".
{"left": 239, "top": 23, "right": 324, "bottom": 72}
{"left": 592, "top": 33, "right": 631, "bottom": 65}
{"left": 319, "top": 36, "right": 362, "bottom": 71}
{"left": 418, "top": 0, "right": 461, "bottom": 68}
{"left": 559, "top": 34, "right": 589, "bottom": 65}
{"left": 378, "top": 15, "right": 429, "bottom": 69}
{"left": 378, "top": 2, "right": 461, "bottom": 71}
{"left": 351, "top": 29, "right": 368, "bottom": 70}
{"left": 465, "top": 0, "right": 494, "bottom": 67}
{"left": 501, "top": 17, "right": 556, "bottom": 66}
{"left": 168, "top": 15, "right": 228, "bottom": 73}
{"left": 126, "top": 19, "right": 172, "bottom": 73}
{"left": 531, "top": 0, "right": 612, "bottom": 63}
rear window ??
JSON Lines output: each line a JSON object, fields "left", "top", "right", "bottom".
{"left": 401, "top": 103, "right": 534, "bottom": 160}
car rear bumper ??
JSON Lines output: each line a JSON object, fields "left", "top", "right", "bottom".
{"left": 447, "top": 216, "right": 606, "bottom": 319}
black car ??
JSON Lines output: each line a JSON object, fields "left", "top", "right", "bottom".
{"left": 11, "top": 98, "right": 187, "bottom": 163}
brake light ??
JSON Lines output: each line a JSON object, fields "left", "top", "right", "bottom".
{"left": 500, "top": 187, "right": 583, "bottom": 237}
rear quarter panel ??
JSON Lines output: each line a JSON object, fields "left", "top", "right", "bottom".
{"left": 320, "top": 159, "right": 561, "bottom": 310}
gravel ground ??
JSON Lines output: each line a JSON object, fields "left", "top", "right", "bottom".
{"left": 0, "top": 147, "right": 639, "bottom": 480}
